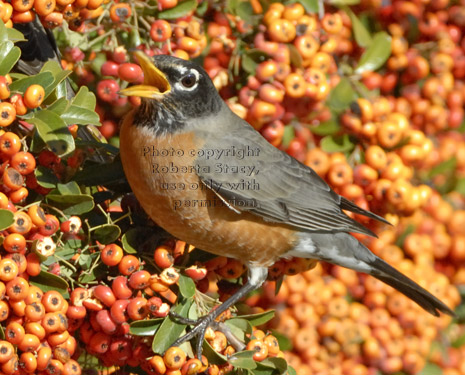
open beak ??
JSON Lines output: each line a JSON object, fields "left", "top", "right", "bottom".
{"left": 119, "top": 51, "right": 171, "bottom": 99}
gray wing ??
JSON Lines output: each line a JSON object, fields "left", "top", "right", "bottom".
{"left": 195, "top": 114, "right": 389, "bottom": 237}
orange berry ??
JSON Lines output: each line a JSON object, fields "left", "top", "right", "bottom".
{"left": 164, "top": 347, "right": 186, "bottom": 370}
{"left": 18, "top": 333, "right": 40, "bottom": 352}
{"left": 109, "top": 2, "right": 131, "bottom": 22}
{"left": 377, "top": 121, "right": 402, "bottom": 149}
{"left": 11, "top": 151, "right": 36, "bottom": 175}
{"left": 23, "top": 84, "right": 45, "bottom": 109}
{"left": 322, "top": 13, "right": 343, "bottom": 34}
{"left": 0, "top": 103, "right": 16, "bottom": 127}
{"left": 268, "top": 19, "right": 296, "bottom": 43}
{"left": 246, "top": 339, "right": 268, "bottom": 361}
{"left": 294, "top": 35, "right": 319, "bottom": 59}
{"left": 284, "top": 73, "right": 306, "bottom": 98}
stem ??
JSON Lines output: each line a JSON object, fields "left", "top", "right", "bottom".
{"left": 54, "top": 253, "right": 78, "bottom": 273}
{"left": 17, "top": 201, "right": 43, "bottom": 213}
{"left": 87, "top": 30, "right": 115, "bottom": 49}
{"left": 138, "top": 15, "right": 152, "bottom": 32}
{"left": 41, "top": 203, "right": 68, "bottom": 220}
{"left": 111, "top": 210, "right": 132, "bottom": 225}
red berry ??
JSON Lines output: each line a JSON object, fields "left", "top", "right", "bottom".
{"left": 101, "top": 61, "right": 119, "bottom": 77}
{"left": 97, "top": 79, "right": 120, "bottom": 103}
{"left": 118, "top": 63, "right": 143, "bottom": 83}
{"left": 66, "top": 47, "right": 85, "bottom": 62}
{"left": 112, "top": 47, "right": 128, "bottom": 64}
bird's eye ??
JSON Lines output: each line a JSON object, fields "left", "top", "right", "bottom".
{"left": 181, "top": 74, "right": 197, "bottom": 88}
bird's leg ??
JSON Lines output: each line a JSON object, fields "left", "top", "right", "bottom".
{"left": 170, "top": 266, "right": 268, "bottom": 359}
{"left": 169, "top": 311, "right": 198, "bottom": 325}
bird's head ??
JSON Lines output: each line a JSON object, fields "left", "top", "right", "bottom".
{"left": 120, "top": 52, "right": 223, "bottom": 134}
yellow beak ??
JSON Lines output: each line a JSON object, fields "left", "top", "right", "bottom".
{"left": 119, "top": 51, "right": 171, "bottom": 98}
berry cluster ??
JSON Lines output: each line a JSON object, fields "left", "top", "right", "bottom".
{"left": 1, "top": 0, "right": 465, "bottom": 373}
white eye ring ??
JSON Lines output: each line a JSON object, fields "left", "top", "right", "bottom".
{"left": 175, "top": 69, "right": 200, "bottom": 92}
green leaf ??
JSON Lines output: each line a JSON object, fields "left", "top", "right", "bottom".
{"left": 79, "top": 262, "right": 107, "bottom": 283}
{"left": 297, "top": 0, "right": 319, "bottom": 13}
{"left": 30, "top": 271, "right": 69, "bottom": 296}
{"left": 327, "top": 77, "right": 358, "bottom": 113}
{"left": 179, "top": 274, "right": 196, "bottom": 299}
{"left": 282, "top": 126, "right": 295, "bottom": 148}
{"left": 235, "top": 1, "right": 254, "bottom": 24}
{"left": 271, "top": 330, "right": 292, "bottom": 351}
{"left": 61, "top": 105, "right": 101, "bottom": 126}
{"left": 428, "top": 157, "right": 457, "bottom": 178}
{"left": 35, "top": 166, "right": 59, "bottom": 189}
{"left": 452, "top": 332, "right": 465, "bottom": 348}
{"left": 121, "top": 229, "right": 139, "bottom": 254}
{"left": 188, "top": 300, "right": 198, "bottom": 320}
{"left": 227, "top": 0, "right": 239, "bottom": 14}
{"left": 343, "top": 7, "right": 372, "bottom": 48}
{"left": 418, "top": 363, "right": 442, "bottom": 375}
{"left": 454, "top": 178, "right": 465, "bottom": 195}
{"left": 47, "top": 97, "right": 69, "bottom": 115}
{"left": 130, "top": 319, "right": 163, "bottom": 336}
{"left": 257, "top": 358, "right": 288, "bottom": 375}
{"left": 352, "top": 80, "right": 378, "bottom": 99}
{"left": 72, "top": 86, "right": 97, "bottom": 111}
{"left": 73, "top": 159, "right": 125, "bottom": 186}
{"left": 90, "top": 53, "right": 108, "bottom": 76}
{"left": 311, "top": 120, "right": 340, "bottom": 136}
{"left": 57, "top": 181, "right": 81, "bottom": 195}
{"left": 288, "top": 366, "right": 297, "bottom": 375}
{"left": 6, "top": 27, "right": 26, "bottom": 43}
{"left": 0, "top": 20, "right": 7, "bottom": 43}
{"left": 237, "top": 310, "right": 275, "bottom": 327}
{"left": 329, "top": 0, "right": 360, "bottom": 5}
{"left": 0, "top": 41, "right": 20, "bottom": 75}
{"left": 287, "top": 44, "right": 303, "bottom": 69}
{"left": 320, "top": 134, "right": 355, "bottom": 153}
{"left": 228, "top": 351, "right": 257, "bottom": 370}
{"left": 158, "top": 0, "right": 197, "bottom": 19}
{"left": 455, "top": 301, "right": 465, "bottom": 321}
{"left": 27, "top": 109, "right": 75, "bottom": 157}
{"left": 395, "top": 224, "right": 415, "bottom": 247}
{"left": 121, "top": 227, "right": 153, "bottom": 254}
{"left": 195, "top": 0, "right": 209, "bottom": 16}
{"left": 355, "top": 31, "right": 392, "bottom": 74}
{"left": 46, "top": 194, "right": 94, "bottom": 215}
{"left": 57, "top": 239, "right": 82, "bottom": 260}
{"left": 241, "top": 50, "right": 269, "bottom": 75}
{"left": 92, "top": 224, "right": 121, "bottom": 244}
{"left": 152, "top": 297, "right": 193, "bottom": 354}
{"left": 78, "top": 253, "right": 92, "bottom": 269}
{"left": 40, "top": 60, "right": 72, "bottom": 98}
{"left": 275, "top": 276, "right": 283, "bottom": 296}
{"left": 406, "top": 14, "right": 420, "bottom": 43}
{"left": 225, "top": 318, "right": 251, "bottom": 341}
{"left": 9, "top": 72, "right": 54, "bottom": 94}
{"left": 0, "top": 209, "right": 14, "bottom": 231}
{"left": 202, "top": 340, "right": 228, "bottom": 365}
{"left": 60, "top": 22, "right": 89, "bottom": 49}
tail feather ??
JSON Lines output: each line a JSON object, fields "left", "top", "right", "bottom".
{"left": 290, "top": 232, "right": 455, "bottom": 317}
{"left": 340, "top": 196, "right": 392, "bottom": 226}
{"left": 370, "top": 257, "right": 455, "bottom": 317}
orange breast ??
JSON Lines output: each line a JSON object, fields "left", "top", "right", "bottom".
{"left": 119, "top": 112, "right": 297, "bottom": 267}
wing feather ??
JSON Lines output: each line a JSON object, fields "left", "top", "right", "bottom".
{"left": 194, "top": 112, "right": 388, "bottom": 236}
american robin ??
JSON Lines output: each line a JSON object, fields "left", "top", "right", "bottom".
{"left": 119, "top": 52, "right": 454, "bottom": 355}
